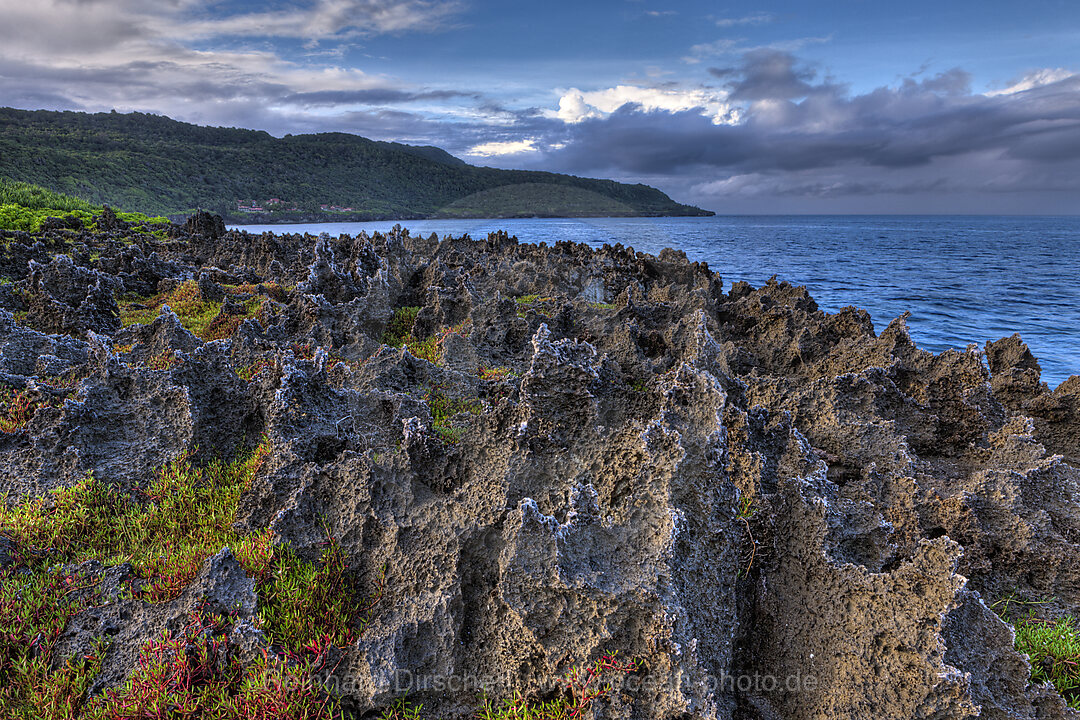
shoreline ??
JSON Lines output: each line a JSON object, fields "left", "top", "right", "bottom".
{"left": 197, "top": 209, "right": 716, "bottom": 225}
{"left": 223, "top": 215, "right": 1080, "bottom": 387}
{"left": 0, "top": 214, "right": 1077, "bottom": 717}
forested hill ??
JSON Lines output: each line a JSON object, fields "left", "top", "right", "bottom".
{"left": 0, "top": 107, "right": 712, "bottom": 222}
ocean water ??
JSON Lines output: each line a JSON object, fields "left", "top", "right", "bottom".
{"left": 231, "top": 216, "right": 1080, "bottom": 388}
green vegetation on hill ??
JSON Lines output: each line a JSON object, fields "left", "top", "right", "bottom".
{"left": 0, "top": 177, "right": 169, "bottom": 233}
{"left": 440, "top": 182, "right": 640, "bottom": 218}
{"left": 0, "top": 107, "right": 712, "bottom": 221}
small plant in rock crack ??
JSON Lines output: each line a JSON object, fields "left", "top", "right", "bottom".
{"left": 382, "top": 305, "right": 438, "bottom": 363}
{"left": 476, "top": 652, "right": 639, "bottom": 720}
{"left": 406, "top": 334, "right": 442, "bottom": 365}
{"left": 735, "top": 494, "right": 758, "bottom": 579}
{"left": 0, "top": 440, "right": 271, "bottom": 600}
{"left": 514, "top": 294, "right": 554, "bottom": 319}
{"left": 140, "top": 351, "right": 184, "bottom": 371}
{"left": 478, "top": 366, "right": 520, "bottom": 403}
{"left": 735, "top": 494, "right": 756, "bottom": 520}
{"left": 201, "top": 298, "right": 264, "bottom": 342}
{"left": 991, "top": 595, "right": 1080, "bottom": 709}
{"left": 229, "top": 281, "right": 289, "bottom": 304}
{"left": 0, "top": 388, "right": 64, "bottom": 434}
{"left": 1012, "top": 612, "right": 1080, "bottom": 709}
{"left": 382, "top": 306, "right": 470, "bottom": 366}
{"left": 425, "top": 386, "right": 482, "bottom": 445}
{"left": 0, "top": 440, "right": 389, "bottom": 718}
{"left": 117, "top": 280, "right": 266, "bottom": 342}
{"left": 478, "top": 366, "right": 518, "bottom": 381}
{"left": 289, "top": 342, "right": 362, "bottom": 372}
{"left": 378, "top": 697, "right": 424, "bottom": 720}
{"left": 382, "top": 306, "right": 421, "bottom": 348}
{"left": 0, "top": 565, "right": 103, "bottom": 713}
{"left": 0, "top": 389, "right": 36, "bottom": 433}
{"left": 237, "top": 358, "right": 273, "bottom": 382}
{"left": 41, "top": 364, "right": 93, "bottom": 390}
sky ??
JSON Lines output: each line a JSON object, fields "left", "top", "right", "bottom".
{"left": 1, "top": 0, "right": 1079, "bottom": 213}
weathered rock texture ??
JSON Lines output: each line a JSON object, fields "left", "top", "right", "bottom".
{"left": 1, "top": 218, "right": 1079, "bottom": 719}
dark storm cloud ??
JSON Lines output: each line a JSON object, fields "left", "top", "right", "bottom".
{"left": 905, "top": 68, "right": 971, "bottom": 96}
{"left": 534, "top": 49, "right": 1080, "bottom": 210}
{"left": 713, "top": 49, "right": 827, "bottom": 100}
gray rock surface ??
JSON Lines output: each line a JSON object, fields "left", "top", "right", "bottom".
{"left": 1, "top": 217, "right": 1078, "bottom": 719}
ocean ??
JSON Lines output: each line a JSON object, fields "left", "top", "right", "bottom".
{"left": 230, "top": 216, "right": 1080, "bottom": 388}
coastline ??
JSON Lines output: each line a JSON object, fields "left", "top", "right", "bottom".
{"left": 0, "top": 214, "right": 1077, "bottom": 717}
{"left": 193, "top": 207, "right": 716, "bottom": 225}
{"left": 226, "top": 214, "right": 1080, "bottom": 387}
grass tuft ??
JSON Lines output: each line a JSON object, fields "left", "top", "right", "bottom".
{"left": 382, "top": 306, "right": 441, "bottom": 364}
{"left": 1012, "top": 613, "right": 1080, "bottom": 709}
{"left": 81, "top": 611, "right": 343, "bottom": 719}
{"left": 250, "top": 520, "right": 386, "bottom": 658}
{"left": 0, "top": 390, "right": 37, "bottom": 433}
{"left": 0, "top": 564, "right": 104, "bottom": 715}
{"left": 476, "top": 653, "right": 638, "bottom": 720}
{"left": 425, "top": 387, "right": 482, "bottom": 445}
{"left": 382, "top": 307, "right": 471, "bottom": 366}
{"left": 407, "top": 335, "right": 442, "bottom": 365}
{"left": 382, "top": 306, "right": 421, "bottom": 348}
{"left": 514, "top": 295, "right": 554, "bottom": 319}
{"left": 118, "top": 281, "right": 265, "bottom": 342}
{"left": 237, "top": 359, "right": 273, "bottom": 382}
{"left": 992, "top": 595, "right": 1080, "bottom": 709}
{"left": 378, "top": 697, "right": 424, "bottom": 720}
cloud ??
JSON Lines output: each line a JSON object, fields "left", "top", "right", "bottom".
{"left": 554, "top": 85, "right": 740, "bottom": 125}
{"left": 527, "top": 50, "right": 1080, "bottom": 212}
{"left": 713, "top": 48, "right": 824, "bottom": 100}
{"left": 179, "top": 0, "right": 465, "bottom": 41}
{"left": 684, "top": 39, "right": 741, "bottom": 64}
{"left": 280, "top": 88, "right": 478, "bottom": 107}
{"left": 985, "top": 68, "right": 1074, "bottom": 96}
{"left": 2, "top": 0, "right": 1079, "bottom": 213}
{"left": 0, "top": 0, "right": 479, "bottom": 140}
{"left": 684, "top": 34, "right": 830, "bottom": 64}
{"left": 466, "top": 138, "right": 540, "bottom": 157}
{"left": 713, "top": 13, "right": 775, "bottom": 28}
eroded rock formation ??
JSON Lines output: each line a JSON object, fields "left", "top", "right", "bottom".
{"left": 1, "top": 218, "right": 1078, "bottom": 719}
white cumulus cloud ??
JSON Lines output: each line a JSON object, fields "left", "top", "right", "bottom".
{"left": 554, "top": 85, "right": 740, "bottom": 125}
{"left": 985, "top": 68, "right": 1075, "bottom": 96}
{"left": 466, "top": 138, "right": 540, "bottom": 157}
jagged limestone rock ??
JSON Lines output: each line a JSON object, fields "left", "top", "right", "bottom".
{"left": 0, "top": 215, "right": 1077, "bottom": 719}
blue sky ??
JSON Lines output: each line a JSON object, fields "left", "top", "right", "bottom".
{"left": 1, "top": 0, "right": 1079, "bottom": 212}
